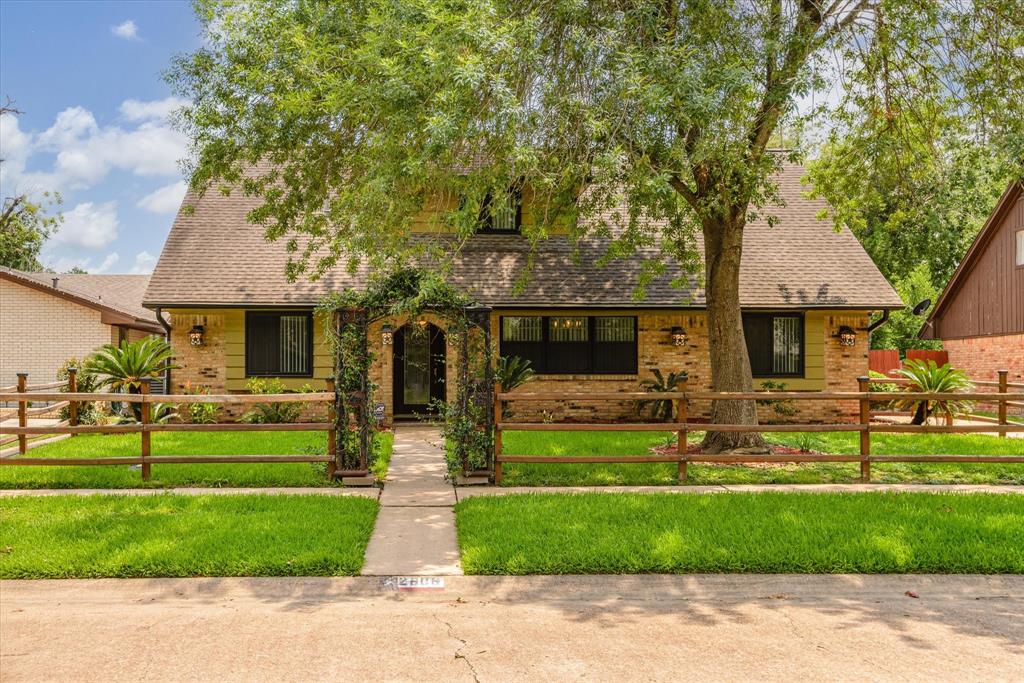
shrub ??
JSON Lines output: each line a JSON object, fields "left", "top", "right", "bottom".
{"left": 183, "top": 382, "right": 218, "bottom": 424}
{"left": 756, "top": 380, "right": 797, "bottom": 423}
{"left": 57, "top": 358, "right": 101, "bottom": 424}
{"left": 240, "top": 377, "right": 312, "bottom": 424}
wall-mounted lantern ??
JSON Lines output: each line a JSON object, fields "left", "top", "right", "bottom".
{"left": 836, "top": 325, "right": 857, "bottom": 346}
{"left": 188, "top": 325, "right": 205, "bottom": 347}
{"left": 671, "top": 326, "right": 687, "bottom": 347}
{"left": 381, "top": 324, "right": 394, "bottom": 346}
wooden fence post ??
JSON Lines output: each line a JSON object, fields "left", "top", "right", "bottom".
{"left": 858, "top": 376, "right": 871, "bottom": 483}
{"left": 140, "top": 381, "right": 151, "bottom": 481}
{"left": 16, "top": 373, "right": 27, "bottom": 455}
{"left": 493, "top": 382, "right": 503, "bottom": 485}
{"left": 677, "top": 377, "right": 688, "bottom": 484}
{"left": 326, "top": 376, "right": 338, "bottom": 479}
{"left": 68, "top": 368, "right": 79, "bottom": 432}
{"left": 998, "top": 369, "right": 1008, "bottom": 439}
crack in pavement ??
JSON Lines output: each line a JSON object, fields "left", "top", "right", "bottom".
{"left": 433, "top": 614, "right": 481, "bottom": 682}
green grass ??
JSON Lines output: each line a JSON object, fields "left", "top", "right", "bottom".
{"left": 456, "top": 492, "right": 1024, "bottom": 574}
{"left": 0, "top": 431, "right": 394, "bottom": 489}
{"left": 0, "top": 494, "right": 379, "bottom": 578}
{"left": 498, "top": 430, "right": 1024, "bottom": 486}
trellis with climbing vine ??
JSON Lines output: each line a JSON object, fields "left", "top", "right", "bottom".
{"left": 317, "top": 268, "right": 495, "bottom": 477}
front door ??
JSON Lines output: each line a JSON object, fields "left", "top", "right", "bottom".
{"left": 393, "top": 323, "right": 446, "bottom": 417}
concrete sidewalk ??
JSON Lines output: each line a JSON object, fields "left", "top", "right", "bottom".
{"left": 361, "top": 425, "right": 461, "bottom": 576}
{"left": 2, "top": 574, "right": 1021, "bottom": 682}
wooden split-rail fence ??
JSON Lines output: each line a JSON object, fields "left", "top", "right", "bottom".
{"left": 0, "top": 373, "right": 352, "bottom": 480}
{"left": 492, "top": 372, "right": 1024, "bottom": 485}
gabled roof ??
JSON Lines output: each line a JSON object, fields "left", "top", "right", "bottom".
{"left": 145, "top": 163, "right": 902, "bottom": 310}
{"left": 920, "top": 180, "right": 1023, "bottom": 339}
{"left": 0, "top": 267, "right": 165, "bottom": 333}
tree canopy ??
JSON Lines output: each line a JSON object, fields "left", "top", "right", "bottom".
{"left": 173, "top": 0, "right": 1022, "bottom": 273}
{"left": 171, "top": 0, "right": 1023, "bottom": 449}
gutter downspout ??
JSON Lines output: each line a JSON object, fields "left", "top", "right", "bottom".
{"left": 155, "top": 306, "right": 173, "bottom": 392}
{"left": 866, "top": 309, "right": 890, "bottom": 334}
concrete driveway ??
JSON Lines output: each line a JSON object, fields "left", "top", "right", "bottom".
{"left": 2, "top": 575, "right": 1022, "bottom": 682}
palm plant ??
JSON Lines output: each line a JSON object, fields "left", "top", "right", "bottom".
{"left": 85, "top": 337, "right": 178, "bottom": 420}
{"left": 495, "top": 355, "right": 535, "bottom": 391}
{"left": 893, "top": 360, "right": 974, "bottom": 425}
{"left": 494, "top": 355, "right": 535, "bottom": 419}
{"left": 636, "top": 369, "right": 687, "bottom": 421}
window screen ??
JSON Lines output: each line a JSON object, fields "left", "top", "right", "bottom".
{"left": 1017, "top": 230, "right": 1024, "bottom": 266}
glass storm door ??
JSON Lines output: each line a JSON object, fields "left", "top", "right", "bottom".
{"left": 393, "top": 324, "right": 445, "bottom": 416}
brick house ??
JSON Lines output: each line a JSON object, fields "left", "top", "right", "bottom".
{"left": 143, "top": 163, "right": 902, "bottom": 423}
{"left": 0, "top": 268, "right": 166, "bottom": 388}
{"left": 920, "top": 181, "right": 1024, "bottom": 386}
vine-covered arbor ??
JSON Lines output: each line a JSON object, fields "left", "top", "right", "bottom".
{"left": 318, "top": 269, "right": 495, "bottom": 479}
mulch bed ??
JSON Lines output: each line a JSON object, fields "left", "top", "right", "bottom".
{"left": 650, "top": 442, "right": 820, "bottom": 469}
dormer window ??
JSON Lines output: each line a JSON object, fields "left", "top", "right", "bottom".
{"left": 479, "top": 188, "right": 522, "bottom": 234}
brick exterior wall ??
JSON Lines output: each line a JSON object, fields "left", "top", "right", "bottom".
{"left": 167, "top": 307, "right": 870, "bottom": 425}
{"left": 0, "top": 278, "right": 116, "bottom": 387}
{"left": 942, "top": 333, "right": 1024, "bottom": 415}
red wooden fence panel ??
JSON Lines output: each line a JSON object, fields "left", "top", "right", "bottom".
{"left": 905, "top": 349, "right": 950, "bottom": 366}
{"left": 869, "top": 349, "right": 901, "bottom": 376}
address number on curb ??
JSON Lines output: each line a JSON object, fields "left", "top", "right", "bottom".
{"left": 380, "top": 576, "right": 445, "bottom": 591}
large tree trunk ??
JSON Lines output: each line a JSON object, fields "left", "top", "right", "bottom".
{"left": 700, "top": 213, "right": 769, "bottom": 454}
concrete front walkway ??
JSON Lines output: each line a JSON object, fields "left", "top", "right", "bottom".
{"left": 2, "top": 575, "right": 1021, "bottom": 682}
{"left": 361, "top": 424, "right": 461, "bottom": 576}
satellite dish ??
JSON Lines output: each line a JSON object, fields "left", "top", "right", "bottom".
{"left": 912, "top": 299, "right": 932, "bottom": 316}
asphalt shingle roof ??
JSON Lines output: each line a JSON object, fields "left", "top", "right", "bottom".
{"left": 144, "top": 163, "right": 901, "bottom": 310}
{"left": 1, "top": 267, "right": 164, "bottom": 329}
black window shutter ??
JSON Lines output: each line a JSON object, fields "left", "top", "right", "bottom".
{"left": 246, "top": 313, "right": 280, "bottom": 375}
{"left": 742, "top": 315, "right": 773, "bottom": 377}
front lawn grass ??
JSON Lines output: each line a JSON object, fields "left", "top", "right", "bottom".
{"left": 456, "top": 492, "right": 1024, "bottom": 574}
{"left": 0, "top": 494, "right": 379, "bottom": 578}
{"left": 0, "top": 431, "right": 394, "bottom": 489}
{"left": 499, "top": 430, "right": 1024, "bottom": 486}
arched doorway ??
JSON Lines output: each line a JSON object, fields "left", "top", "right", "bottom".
{"left": 393, "top": 322, "right": 446, "bottom": 417}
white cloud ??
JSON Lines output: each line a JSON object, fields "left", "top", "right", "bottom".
{"left": 136, "top": 180, "right": 188, "bottom": 214}
{"left": 1, "top": 101, "right": 189, "bottom": 194}
{"left": 120, "top": 97, "right": 189, "bottom": 123}
{"left": 36, "top": 106, "right": 99, "bottom": 149}
{"left": 0, "top": 114, "right": 31, "bottom": 188}
{"left": 51, "top": 201, "right": 119, "bottom": 249}
{"left": 45, "top": 252, "right": 120, "bottom": 275}
{"left": 111, "top": 20, "right": 140, "bottom": 41}
{"left": 129, "top": 251, "right": 157, "bottom": 274}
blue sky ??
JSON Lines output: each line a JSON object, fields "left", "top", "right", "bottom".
{"left": 0, "top": 0, "right": 201, "bottom": 273}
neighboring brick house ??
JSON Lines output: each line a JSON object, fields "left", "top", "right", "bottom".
{"left": 0, "top": 268, "right": 166, "bottom": 388}
{"left": 144, "top": 163, "right": 902, "bottom": 424}
{"left": 920, "top": 181, "right": 1024, "bottom": 389}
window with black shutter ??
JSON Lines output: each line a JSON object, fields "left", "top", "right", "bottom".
{"left": 742, "top": 312, "right": 803, "bottom": 377}
{"left": 499, "top": 315, "right": 637, "bottom": 375}
{"left": 245, "top": 311, "right": 313, "bottom": 377}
